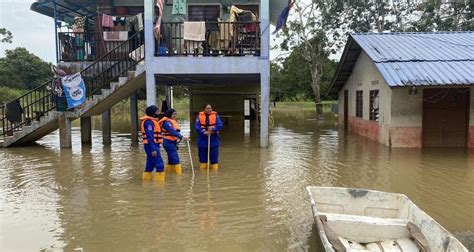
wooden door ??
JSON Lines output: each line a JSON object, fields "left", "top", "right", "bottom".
{"left": 423, "top": 88, "right": 469, "bottom": 147}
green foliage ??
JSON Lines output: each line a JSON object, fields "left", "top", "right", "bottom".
{"left": 0, "top": 86, "right": 26, "bottom": 104}
{"left": 271, "top": 47, "right": 337, "bottom": 102}
{"left": 413, "top": 1, "right": 473, "bottom": 31}
{"left": 0, "top": 47, "right": 52, "bottom": 90}
{"left": 0, "top": 28, "right": 12, "bottom": 43}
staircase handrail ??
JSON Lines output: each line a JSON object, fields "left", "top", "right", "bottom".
{"left": 1, "top": 30, "right": 145, "bottom": 137}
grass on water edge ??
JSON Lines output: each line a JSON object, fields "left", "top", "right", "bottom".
{"left": 272, "top": 101, "right": 336, "bottom": 113}
{"left": 111, "top": 99, "right": 336, "bottom": 116}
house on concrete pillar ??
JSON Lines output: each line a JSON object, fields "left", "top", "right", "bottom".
{"left": 141, "top": 0, "right": 287, "bottom": 148}
{"left": 21, "top": 0, "right": 288, "bottom": 148}
{"left": 329, "top": 32, "right": 474, "bottom": 148}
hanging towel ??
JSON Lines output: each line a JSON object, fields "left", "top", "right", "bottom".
{"left": 103, "top": 31, "right": 128, "bottom": 41}
{"left": 102, "top": 14, "right": 114, "bottom": 28}
{"left": 136, "top": 13, "right": 144, "bottom": 30}
{"left": 183, "top": 22, "right": 206, "bottom": 41}
{"left": 156, "top": 0, "right": 164, "bottom": 17}
{"left": 172, "top": 0, "right": 186, "bottom": 15}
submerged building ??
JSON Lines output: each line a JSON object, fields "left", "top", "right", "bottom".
{"left": 329, "top": 32, "right": 474, "bottom": 148}
{"left": 1, "top": 0, "right": 289, "bottom": 147}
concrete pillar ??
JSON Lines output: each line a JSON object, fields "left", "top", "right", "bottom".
{"left": 102, "top": 109, "right": 112, "bottom": 145}
{"left": 59, "top": 114, "right": 72, "bottom": 148}
{"left": 260, "top": 71, "right": 270, "bottom": 148}
{"left": 80, "top": 116, "right": 92, "bottom": 144}
{"left": 259, "top": 0, "right": 270, "bottom": 148}
{"left": 130, "top": 93, "right": 139, "bottom": 146}
{"left": 145, "top": 0, "right": 156, "bottom": 106}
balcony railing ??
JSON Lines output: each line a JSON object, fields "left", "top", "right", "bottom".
{"left": 59, "top": 32, "right": 94, "bottom": 62}
{"left": 58, "top": 31, "right": 143, "bottom": 62}
{"left": 156, "top": 21, "right": 260, "bottom": 57}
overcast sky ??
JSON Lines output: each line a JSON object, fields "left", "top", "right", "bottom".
{"left": 0, "top": 0, "right": 56, "bottom": 63}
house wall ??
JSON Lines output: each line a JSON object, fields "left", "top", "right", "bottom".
{"left": 391, "top": 86, "right": 474, "bottom": 148}
{"left": 390, "top": 88, "right": 423, "bottom": 148}
{"left": 338, "top": 52, "right": 392, "bottom": 146}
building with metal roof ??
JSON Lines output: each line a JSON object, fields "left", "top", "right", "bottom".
{"left": 331, "top": 32, "right": 474, "bottom": 148}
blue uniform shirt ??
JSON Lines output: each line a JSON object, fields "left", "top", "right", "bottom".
{"left": 194, "top": 113, "right": 223, "bottom": 148}
{"left": 162, "top": 120, "right": 183, "bottom": 141}
{"left": 144, "top": 120, "right": 159, "bottom": 152}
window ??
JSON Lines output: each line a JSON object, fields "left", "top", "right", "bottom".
{"left": 356, "top": 91, "right": 363, "bottom": 118}
{"left": 370, "top": 90, "right": 379, "bottom": 121}
{"left": 187, "top": 5, "right": 221, "bottom": 21}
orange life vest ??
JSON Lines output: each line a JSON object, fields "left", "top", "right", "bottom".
{"left": 159, "top": 117, "right": 181, "bottom": 141}
{"left": 140, "top": 116, "right": 162, "bottom": 144}
{"left": 199, "top": 111, "right": 217, "bottom": 131}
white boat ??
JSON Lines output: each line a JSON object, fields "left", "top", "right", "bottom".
{"left": 306, "top": 186, "right": 468, "bottom": 252}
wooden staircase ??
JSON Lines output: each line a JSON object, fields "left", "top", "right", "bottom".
{"left": 1, "top": 32, "right": 145, "bottom": 147}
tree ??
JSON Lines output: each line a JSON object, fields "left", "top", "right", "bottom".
{"left": 271, "top": 46, "right": 337, "bottom": 102}
{"left": 412, "top": 0, "right": 473, "bottom": 31}
{"left": 0, "top": 28, "right": 13, "bottom": 43}
{"left": 276, "top": 0, "right": 348, "bottom": 118}
{"left": 0, "top": 48, "right": 52, "bottom": 89}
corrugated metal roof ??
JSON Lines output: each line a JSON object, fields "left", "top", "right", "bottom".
{"left": 329, "top": 32, "right": 474, "bottom": 93}
{"left": 352, "top": 32, "right": 474, "bottom": 62}
{"left": 376, "top": 61, "right": 474, "bottom": 87}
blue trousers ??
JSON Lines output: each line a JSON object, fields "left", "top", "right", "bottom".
{"left": 198, "top": 146, "right": 219, "bottom": 164}
{"left": 144, "top": 144, "right": 164, "bottom": 172}
{"left": 163, "top": 139, "right": 180, "bottom": 165}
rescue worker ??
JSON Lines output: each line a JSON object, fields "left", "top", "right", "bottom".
{"left": 159, "top": 109, "right": 189, "bottom": 175}
{"left": 194, "top": 104, "right": 223, "bottom": 170}
{"left": 140, "top": 105, "right": 166, "bottom": 182}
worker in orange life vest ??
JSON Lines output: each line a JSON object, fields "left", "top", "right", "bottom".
{"left": 140, "top": 105, "right": 165, "bottom": 182}
{"left": 159, "top": 109, "right": 189, "bottom": 175}
{"left": 194, "top": 104, "right": 223, "bottom": 170}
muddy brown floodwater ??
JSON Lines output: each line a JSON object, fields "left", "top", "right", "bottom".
{"left": 1, "top": 110, "right": 473, "bottom": 251}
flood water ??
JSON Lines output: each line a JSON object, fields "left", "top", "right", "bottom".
{"left": 1, "top": 110, "right": 473, "bottom": 251}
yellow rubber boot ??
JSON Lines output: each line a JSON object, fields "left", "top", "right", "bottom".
{"left": 211, "top": 164, "right": 219, "bottom": 171}
{"left": 200, "top": 163, "right": 208, "bottom": 169}
{"left": 154, "top": 172, "right": 166, "bottom": 182}
{"left": 142, "top": 172, "right": 153, "bottom": 180}
{"left": 165, "top": 164, "right": 173, "bottom": 173}
{"left": 174, "top": 164, "right": 182, "bottom": 175}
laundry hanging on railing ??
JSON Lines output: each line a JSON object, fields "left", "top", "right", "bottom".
{"left": 184, "top": 21, "right": 206, "bottom": 54}
{"left": 102, "top": 13, "right": 114, "bottom": 28}
{"left": 183, "top": 22, "right": 206, "bottom": 41}
{"left": 154, "top": 0, "right": 164, "bottom": 40}
{"left": 103, "top": 31, "right": 129, "bottom": 41}
{"left": 61, "top": 73, "right": 86, "bottom": 109}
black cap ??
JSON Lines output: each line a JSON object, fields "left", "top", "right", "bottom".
{"left": 145, "top": 105, "right": 159, "bottom": 117}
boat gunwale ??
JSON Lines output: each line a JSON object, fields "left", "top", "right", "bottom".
{"left": 305, "top": 186, "right": 469, "bottom": 252}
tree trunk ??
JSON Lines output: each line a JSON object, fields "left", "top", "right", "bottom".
{"left": 310, "top": 64, "right": 323, "bottom": 120}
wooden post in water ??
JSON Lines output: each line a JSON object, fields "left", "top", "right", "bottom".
{"left": 59, "top": 114, "right": 72, "bottom": 148}
{"left": 102, "top": 109, "right": 112, "bottom": 145}
{"left": 80, "top": 117, "right": 92, "bottom": 144}
{"left": 130, "top": 92, "right": 139, "bottom": 146}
